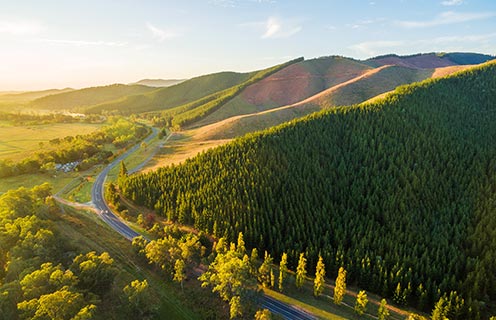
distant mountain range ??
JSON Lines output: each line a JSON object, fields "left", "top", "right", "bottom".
{"left": 4, "top": 52, "right": 493, "bottom": 133}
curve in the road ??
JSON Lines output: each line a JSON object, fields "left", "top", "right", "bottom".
{"left": 90, "top": 127, "right": 159, "bottom": 240}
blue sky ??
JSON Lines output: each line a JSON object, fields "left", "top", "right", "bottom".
{"left": 1, "top": 0, "right": 495, "bottom": 90}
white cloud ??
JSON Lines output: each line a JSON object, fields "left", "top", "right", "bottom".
{"left": 261, "top": 16, "right": 301, "bottom": 39}
{"left": 38, "top": 39, "right": 127, "bottom": 47}
{"left": 397, "top": 11, "right": 496, "bottom": 28}
{"left": 146, "top": 23, "right": 180, "bottom": 42}
{"left": 441, "top": 0, "right": 463, "bottom": 6}
{"left": 0, "top": 20, "right": 43, "bottom": 36}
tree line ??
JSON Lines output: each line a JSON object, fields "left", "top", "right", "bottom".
{"left": 0, "top": 111, "right": 102, "bottom": 126}
{"left": 120, "top": 61, "right": 496, "bottom": 318}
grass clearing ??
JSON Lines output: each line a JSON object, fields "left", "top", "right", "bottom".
{"left": 141, "top": 131, "right": 230, "bottom": 173}
{"left": 0, "top": 122, "right": 103, "bottom": 161}
{"left": 0, "top": 171, "right": 77, "bottom": 194}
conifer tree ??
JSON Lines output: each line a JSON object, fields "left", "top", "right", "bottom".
{"left": 295, "top": 253, "right": 307, "bottom": 289}
{"left": 250, "top": 248, "right": 259, "bottom": 277}
{"left": 431, "top": 296, "right": 448, "bottom": 320}
{"left": 278, "top": 253, "right": 288, "bottom": 292}
{"left": 173, "top": 259, "right": 186, "bottom": 291}
{"left": 354, "top": 290, "right": 368, "bottom": 316}
{"left": 258, "top": 251, "right": 273, "bottom": 288}
{"left": 117, "top": 161, "right": 128, "bottom": 187}
{"left": 313, "top": 255, "right": 325, "bottom": 297}
{"left": 229, "top": 295, "right": 242, "bottom": 319}
{"left": 237, "top": 232, "right": 246, "bottom": 255}
{"left": 377, "top": 298, "right": 390, "bottom": 320}
{"left": 334, "top": 267, "right": 346, "bottom": 305}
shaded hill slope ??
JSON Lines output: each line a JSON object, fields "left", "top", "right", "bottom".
{"left": 29, "top": 84, "right": 156, "bottom": 111}
{"left": 121, "top": 61, "right": 496, "bottom": 318}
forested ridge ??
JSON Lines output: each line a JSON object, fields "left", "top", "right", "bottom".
{"left": 120, "top": 61, "right": 496, "bottom": 318}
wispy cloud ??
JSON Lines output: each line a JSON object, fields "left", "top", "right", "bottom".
{"left": 397, "top": 11, "right": 496, "bottom": 28}
{"left": 0, "top": 20, "right": 43, "bottom": 36}
{"left": 263, "top": 17, "right": 302, "bottom": 38}
{"left": 441, "top": 0, "right": 463, "bottom": 6}
{"left": 146, "top": 23, "right": 180, "bottom": 42}
{"left": 38, "top": 39, "right": 127, "bottom": 47}
{"left": 241, "top": 16, "right": 301, "bottom": 39}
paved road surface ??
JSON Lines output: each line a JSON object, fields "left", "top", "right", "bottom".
{"left": 90, "top": 127, "right": 158, "bottom": 240}
{"left": 261, "top": 295, "right": 317, "bottom": 319}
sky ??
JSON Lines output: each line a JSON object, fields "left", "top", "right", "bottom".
{"left": 1, "top": 0, "right": 495, "bottom": 90}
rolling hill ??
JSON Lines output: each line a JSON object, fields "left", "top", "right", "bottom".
{"left": 0, "top": 88, "right": 74, "bottom": 104}
{"left": 84, "top": 71, "right": 257, "bottom": 114}
{"left": 121, "top": 60, "right": 496, "bottom": 318}
{"left": 191, "top": 58, "right": 488, "bottom": 140}
{"left": 132, "top": 79, "right": 186, "bottom": 87}
{"left": 29, "top": 84, "right": 157, "bottom": 111}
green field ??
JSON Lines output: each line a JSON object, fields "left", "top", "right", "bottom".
{"left": 0, "top": 122, "right": 103, "bottom": 160}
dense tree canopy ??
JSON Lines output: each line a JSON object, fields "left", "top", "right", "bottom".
{"left": 121, "top": 62, "right": 496, "bottom": 317}
{"left": 0, "top": 185, "right": 118, "bottom": 319}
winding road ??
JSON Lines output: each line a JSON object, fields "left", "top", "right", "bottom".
{"left": 90, "top": 127, "right": 158, "bottom": 240}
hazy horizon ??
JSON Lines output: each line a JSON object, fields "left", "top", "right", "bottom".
{"left": 1, "top": 0, "right": 495, "bottom": 91}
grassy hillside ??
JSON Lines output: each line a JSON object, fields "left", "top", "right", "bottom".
{"left": 192, "top": 65, "right": 436, "bottom": 140}
{"left": 194, "top": 53, "right": 490, "bottom": 130}
{"left": 317, "top": 65, "right": 432, "bottom": 108}
{"left": 30, "top": 84, "right": 157, "bottom": 111}
{"left": 195, "top": 56, "right": 371, "bottom": 126}
{"left": 120, "top": 61, "right": 496, "bottom": 319}
{"left": 86, "top": 71, "right": 255, "bottom": 114}
{"left": 165, "top": 58, "right": 304, "bottom": 128}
